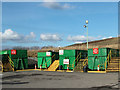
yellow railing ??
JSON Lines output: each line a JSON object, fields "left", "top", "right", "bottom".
{"left": 8, "top": 56, "right": 14, "bottom": 71}
{"left": 104, "top": 50, "right": 111, "bottom": 71}
{"left": 83, "top": 56, "right": 88, "bottom": 67}
{"left": 71, "top": 53, "right": 81, "bottom": 70}
{"left": 0, "top": 61, "right": 3, "bottom": 72}
{"left": 45, "top": 54, "right": 56, "bottom": 68}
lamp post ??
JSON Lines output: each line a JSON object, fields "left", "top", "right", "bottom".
{"left": 84, "top": 20, "right": 88, "bottom": 49}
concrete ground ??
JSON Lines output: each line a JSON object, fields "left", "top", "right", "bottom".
{"left": 1, "top": 70, "right": 119, "bottom": 89}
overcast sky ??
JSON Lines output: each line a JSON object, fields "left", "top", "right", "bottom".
{"left": 1, "top": 2, "right": 118, "bottom": 48}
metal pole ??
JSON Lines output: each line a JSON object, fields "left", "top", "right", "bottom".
{"left": 86, "top": 24, "right": 88, "bottom": 49}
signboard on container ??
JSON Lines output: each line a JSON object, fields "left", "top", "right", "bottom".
{"left": 11, "top": 50, "right": 16, "bottom": 55}
{"left": 59, "top": 50, "right": 64, "bottom": 55}
{"left": 63, "top": 59, "right": 69, "bottom": 64}
{"left": 46, "top": 52, "right": 51, "bottom": 56}
{"left": 93, "top": 48, "right": 98, "bottom": 54}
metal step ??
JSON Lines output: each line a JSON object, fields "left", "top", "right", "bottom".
{"left": 106, "top": 57, "right": 120, "bottom": 72}
{"left": 110, "top": 61, "right": 120, "bottom": 63}
{"left": 74, "top": 61, "right": 83, "bottom": 72}
{"left": 106, "top": 70, "right": 120, "bottom": 72}
{"left": 111, "top": 57, "right": 120, "bottom": 59}
{"left": 111, "top": 59, "right": 120, "bottom": 61}
{"left": 109, "top": 63, "right": 120, "bottom": 65}
{"left": 107, "top": 67, "right": 120, "bottom": 70}
{"left": 107, "top": 64, "right": 119, "bottom": 67}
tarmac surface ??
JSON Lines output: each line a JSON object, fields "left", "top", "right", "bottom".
{"left": 1, "top": 70, "right": 119, "bottom": 89}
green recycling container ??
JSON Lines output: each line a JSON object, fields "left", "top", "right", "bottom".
{"left": 0, "top": 50, "right": 28, "bottom": 70}
{"left": 59, "top": 49, "right": 87, "bottom": 70}
{"left": 37, "top": 51, "right": 59, "bottom": 69}
{"left": 88, "top": 48, "right": 119, "bottom": 70}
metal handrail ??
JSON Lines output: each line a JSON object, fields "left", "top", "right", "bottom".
{"left": 83, "top": 56, "right": 88, "bottom": 67}
{"left": 0, "top": 61, "right": 3, "bottom": 72}
{"left": 8, "top": 56, "right": 14, "bottom": 71}
{"left": 70, "top": 53, "right": 81, "bottom": 70}
{"left": 104, "top": 50, "right": 111, "bottom": 71}
{"left": 45, "top": 54, "right": 56, "bottom": 68}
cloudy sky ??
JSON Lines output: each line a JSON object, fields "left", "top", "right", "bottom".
{"left": 1, "top": 2, "right": 118, "bottom": 48}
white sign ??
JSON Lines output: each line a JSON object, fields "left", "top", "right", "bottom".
{"left": 59, "top": 50, "right": 64, "bottom": 55}
{"left": 63, "top": 59, "right": 69, "bottom": 64}
{"left": 46, "top": 52, "right": 51, "bottom": 56}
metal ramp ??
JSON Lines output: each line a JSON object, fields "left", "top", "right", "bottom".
{"left": 47, "top": 60, "right": 59, "bottom": 71}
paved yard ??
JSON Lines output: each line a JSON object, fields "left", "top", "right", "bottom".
{"left": 1, "top": 71, "right": 119, "bottom": 89}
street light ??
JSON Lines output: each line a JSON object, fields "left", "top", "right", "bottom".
{"left": 84, "top": 20, "right": 88, "bottom": 49}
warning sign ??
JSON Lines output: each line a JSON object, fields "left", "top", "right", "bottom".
{"left": 93, "top": 48, "right": 98, "bottom": 54}
{"left": 46, "top": 52, "right": 51, "bottom": 56}
{"left": 11, "top": 50, "right": 16, "bottom": 55}
{"left": 63, "top": 59, "right": 69, "bottom": 64}
{"left": 59, "top": 50, "right": 64, "bottom": 55}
